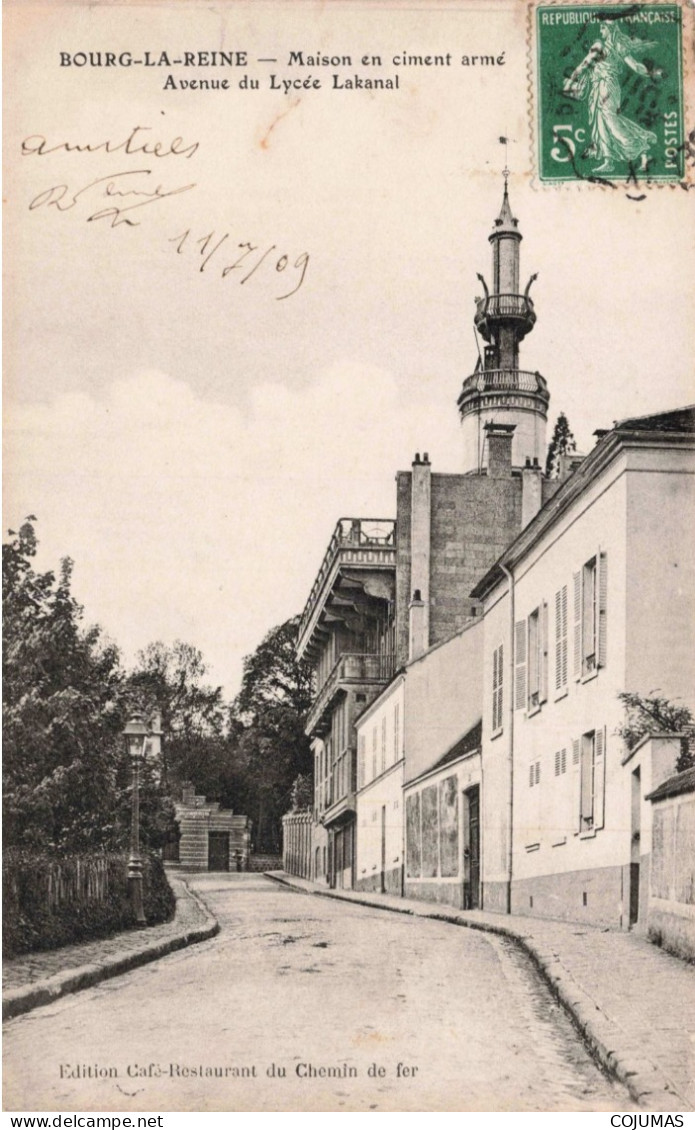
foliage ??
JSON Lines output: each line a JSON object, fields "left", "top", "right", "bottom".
{"left": 3, "top": 849, "right": 175, "bottom": 958}
{"left": 290, "top": 773, "right": 314, "bottom": 811}
{"left": 127, "top": 640, "right": 227, "bottom": 797}
{"left": 545, "top": 412, "right": 577, "bottom": 478}
{"left": 616, "top": 691, "right": 694, "bottom": 772}
{"left": 2, "top": 520, "right": 172, "bottom": 852}
{"left": 230, "top": 618, "right": 313, "bottom": 852}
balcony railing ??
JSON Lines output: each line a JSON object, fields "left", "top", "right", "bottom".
{"left": 459, "top": 369, "right": 549, "bottom": 397}
{"left": 306, "top": 651, "right": 396, "bottom": 736}
{"left": 475, "top": 293, "right": 536, "bottom": 321}
{"left": 298, "top": 518, "right": 396, "bottom": 646}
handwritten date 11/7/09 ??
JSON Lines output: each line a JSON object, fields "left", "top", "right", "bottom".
{"left": 169, "top": 228, "right": 309, "bottom": 300}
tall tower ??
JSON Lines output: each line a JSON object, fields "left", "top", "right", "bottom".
{"left": 458, "top": 175, "right": 550, "bottom": 472}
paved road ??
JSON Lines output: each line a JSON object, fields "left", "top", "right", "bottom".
{"left": 4, "top": 875, "right": 635, "bottom": 1112}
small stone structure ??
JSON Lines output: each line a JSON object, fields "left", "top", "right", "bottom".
{"left": 174, "top": 784, "right": 252, "bottom": 872}
{"left": 646, "top": 766, "right": 695, "bottom": 962}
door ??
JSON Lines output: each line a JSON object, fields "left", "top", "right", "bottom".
{"left": 380, "top": 805, "right": 387, "bottom": 893}
{"left": 629, "top": 767, "right": 641, "bottom": 926}
{"left": 208, "top": 831, "right": 230, "bottom": 871}
{"left": 463, "top": 786, "right": 480, "bottom": 910}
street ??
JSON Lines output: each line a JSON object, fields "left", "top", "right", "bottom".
{"left": 3, "top": 874, "right": 635, "bottom": 1112}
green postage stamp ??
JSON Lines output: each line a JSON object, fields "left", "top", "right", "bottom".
{"left": 535, "top": 4, "right": 685, "bottom": 183}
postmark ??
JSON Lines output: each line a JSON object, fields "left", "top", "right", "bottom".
{"left": 534, "top": 3, "right": 685, "bottom": 184}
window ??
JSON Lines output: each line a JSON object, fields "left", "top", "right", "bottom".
{"left": 492, "top": 644, "right": 504, "bottom": 733}
{"left": 574, "top": 726, "right": 606, "bottom": 834}
{"left": 393, "top": 701, "right": 400, "bottom": 761}
{"left": 515, "top": 603, "right": 548, "bottom": 712}
{"left": 529, "top": 759, "right": 541, "bottom": 787}
{"left": 554, "top": 585, "right": 568, "bottom": 695}
{"left": 573, "top": 552, "right": 607, "bottom": 679}
{"left": 554, "top": 748, "right": 567, "bottom": 776}
{"left": 357, "top": 734, "right": 366, "bottom": 789}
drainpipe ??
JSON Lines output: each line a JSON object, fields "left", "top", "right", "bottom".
{"left": 499, "top": 562, "right": 515, "bottom": 915}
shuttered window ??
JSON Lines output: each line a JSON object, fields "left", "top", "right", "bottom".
{"left": 393, "top": 701, "right": 400, "bottom": 761}
{"left": 358, "top": 735, "right": 366, "bottom": 789}
{"left": 575, "top": 726, "right": 607, "bottom": 833}
{"left": 555, "top": 585, "right": 568, "bottom": 694}
{"left": 574, "top": 552, "right": 608, "bottom": 679}
{"left": 492, "top": 644, "right": 504, "bottom": 732}
{"left": 515, "top": 620, "right": 527, "bottom": 710}
{"left": 381, "top": 716, "right": 387, "bottom": 773}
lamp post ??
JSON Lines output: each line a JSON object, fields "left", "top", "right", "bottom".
{"left": 123, "top": 712, "right": 149, "bottom": 928}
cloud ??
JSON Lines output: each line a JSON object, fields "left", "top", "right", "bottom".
{"left": 4, "top": 363, "right": 461, "bottom": 696}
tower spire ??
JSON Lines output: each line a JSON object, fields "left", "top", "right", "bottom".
{"left": 457, "top": 173, "right": 550, "bottom": 473}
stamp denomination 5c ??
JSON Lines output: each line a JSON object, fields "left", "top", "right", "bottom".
{"left": 535, "top": 4, "right": 685, "bottom": 183}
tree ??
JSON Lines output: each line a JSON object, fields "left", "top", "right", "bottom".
{"left": 545, "top": 412, "right": 577, "bottom": 478}
{"left": 3, "top": 520, "right": 127, "bottom": 849}
{"left": 617, "top": 691, "right": 694, "bottom": 772}
{"left": 127, "top": 640, "right": 228, "bottom": 796}
{"left": 231, "top": 617, "right": 313, "bottom": 851}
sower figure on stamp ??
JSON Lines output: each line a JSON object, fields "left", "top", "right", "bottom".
{"left": 563, "top": 21, "right": 662, "bottom": 174}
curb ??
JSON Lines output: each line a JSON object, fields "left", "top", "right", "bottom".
{"left": 2, "top": 877, "right": 219, "bottom": 1023}
{"left": 264, "top": 871, "right": 688, "bottom": 1111}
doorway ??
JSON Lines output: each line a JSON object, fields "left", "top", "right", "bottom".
{"left": 629, "top": 767, "right": 641, "bottom": 926}
{"left": 208, "top": 831, "right": 230, "bottom": 871}
{"left": 380, "top": 805, "right": 387, "bottom": 893}
{"left": 463, "top": 786, "right": 480, "bottom": 910}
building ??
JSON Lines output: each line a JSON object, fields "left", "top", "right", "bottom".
{"left": 471, "top": 407, "right": 695, "bottom": 925}
{"left": 173, "top": 784, "right": 252, "bottom": 872}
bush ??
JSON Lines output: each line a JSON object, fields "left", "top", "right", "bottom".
{"left": 3, "top": 849, "right": 175, "bottom": 958}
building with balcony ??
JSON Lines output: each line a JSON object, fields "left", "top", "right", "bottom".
{"left": 297, "top": 518, "right": 397, "bottom": 889}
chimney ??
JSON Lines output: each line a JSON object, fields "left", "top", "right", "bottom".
{"left": 409, "top": 589, "right": 426, "bottom": 661}
{"left": 410, "top": 452, "right": 431, "bottom": 654}
{"left": 558, "top": 451, "right": 586, "bottom": 481}
{"left": 485, "top": 422, "right": 515, "bottom": 478}
{"left": 522, "top": 456, "right": 543, "bottom": 527}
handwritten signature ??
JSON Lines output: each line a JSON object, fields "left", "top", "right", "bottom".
{"left": 21, "top": 126, "right": 199, "bottom": 159}
{"left": 29, "top": 169, "right": 196, "bottom": 226}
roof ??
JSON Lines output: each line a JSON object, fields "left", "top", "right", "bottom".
{"left": 471, "top": 404, "right": 695, "bottom": 601}
{"left": 646, "top": 765, "right": 695, "bottom": 802}
{"left": 617, "top": 406, "right": 695, "bottom": 433}
{"left": 406, "top": 719, "right": 482, "bottom": 787}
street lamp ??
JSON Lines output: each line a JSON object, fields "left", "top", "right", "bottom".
{"left": 123, "top": 712, "right": 149, "bottom": 928}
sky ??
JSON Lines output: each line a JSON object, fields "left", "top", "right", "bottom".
{"left": 4, "top": 0, "right": 694, "bottom": 699}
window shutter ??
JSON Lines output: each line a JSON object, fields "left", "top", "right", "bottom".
{"left": 540, "top": 601, "right": 549, "bottom": 703}
{"left": 529, "top": 763, "right": 534, "bottom": 788}
{"left": 573, "top": 571, "right": 582, "bottom": 680}
{"left": 492, "top": 646, "right": 499, "bottom": 730}
{"left": 572, "top": 737, "right": 581, "bottom": 832}
{"left": 515, "top": 621, "right": 527, "bottom": 710}
{"left": 554, "top": 750, "right": 560, "bottom": 776}
{"left": 597, "top": 552, "right": 608, "bottom": 668}
{"left": 497, "top": 643, "right": 504, "bottom": 730}
{"left": 593, "top": 725, "right": 606, "bottom": 830}
{"left": 358, "top": 736, "right": 365, "bottom": 788}
{"left": 555, "top": 589, "right": 563, "bottom": 691}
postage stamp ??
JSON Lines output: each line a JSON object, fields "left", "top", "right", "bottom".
{"left": 535, "top": 3, "right": 685, "bottom": 183}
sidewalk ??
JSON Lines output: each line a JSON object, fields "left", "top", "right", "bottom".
{"left": 266, "top": 871, "right": 695, "bottom": 1113}
{"left": 2, "top": 873, "right": 218, "bottom": 1023}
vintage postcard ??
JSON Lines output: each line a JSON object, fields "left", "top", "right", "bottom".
{"left": 3, "top": 0, "right": 695, "bottom": 1117}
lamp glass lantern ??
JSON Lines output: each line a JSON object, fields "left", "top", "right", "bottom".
{"left": 123, "top": 711, "right": 149, "bottom": 927}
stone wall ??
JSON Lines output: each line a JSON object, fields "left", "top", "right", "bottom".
{"left": 647, "top": 773, "right": 695, "bottom": 962}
